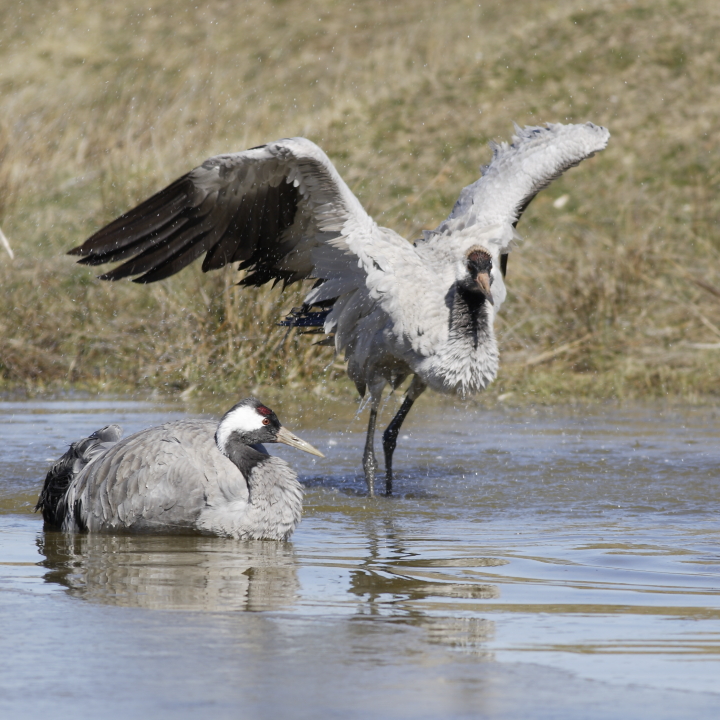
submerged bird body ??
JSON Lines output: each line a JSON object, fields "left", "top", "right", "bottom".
{"left": 36, "top": 399, "right": 323, "bottom": 539}
{"left": 70, "top": 123, "right": 610, "bottom": 494}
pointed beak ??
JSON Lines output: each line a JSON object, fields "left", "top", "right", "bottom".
{"left": 476, "top": 272, "right": 494, "bottom": 305}
{"left": 275, "top": 426, "right": 325, "bottom": 457}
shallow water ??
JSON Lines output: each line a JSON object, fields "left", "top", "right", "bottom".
{"left": 1, "top": 396, "right": 719, "bottom": 719}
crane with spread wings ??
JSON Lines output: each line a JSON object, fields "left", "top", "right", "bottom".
{"left": 70, "top": 122, "right": 610, "bottom": 496}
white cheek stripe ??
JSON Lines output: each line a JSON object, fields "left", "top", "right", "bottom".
{"left": 216, "top": 406, "right": 264, "bottom": 449}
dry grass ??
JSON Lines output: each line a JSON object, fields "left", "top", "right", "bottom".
{"left": 1, "top": 0, "right": 720, "bottom": 400}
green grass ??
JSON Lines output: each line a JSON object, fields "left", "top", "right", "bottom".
{"left": 1, "top": 0, "right": 720, "bottom": 401}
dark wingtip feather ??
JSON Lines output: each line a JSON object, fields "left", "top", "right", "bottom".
{"left": 132, "top": 274, "right": 155, "bottom": 284}
{"left": 77, "top": 254, "right": 117, "bottom": 267}
{"left": 67, "top": 150, "right": 304, "bottom": 287}
{"left": 131, "top": 264, "right": 182, "bottom": 284}
{"left": 67, "top": 175, "right": 194, "bottom": 262}
{"left": 35, "top": 425, "right": 122, "bottom": 528}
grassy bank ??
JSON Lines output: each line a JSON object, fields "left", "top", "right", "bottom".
{"left": 1, "top": 0, "right": 720, "bottom": 401}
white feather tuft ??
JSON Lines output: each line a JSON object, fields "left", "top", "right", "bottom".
{"left": 215, "top": 405, "right": 265, "bottom": 451}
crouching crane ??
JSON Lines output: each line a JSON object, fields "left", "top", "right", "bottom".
{"left": 69, "top": 122, "right": 610, "bottom": 496}
{"left": 36, "top": 398, "right": 324, "bottom": 539}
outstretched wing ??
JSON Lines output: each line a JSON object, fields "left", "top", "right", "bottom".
{"left": 69, "top": 137, "right": 423, "bottom": 383}
{"left": 425, "top": 122, "right": 611, "bottom": 274}
{"left": 69, "top": 137, "right": 378, "bottom": 286}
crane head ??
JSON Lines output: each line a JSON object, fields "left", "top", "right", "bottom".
{"left": 460, "top": 247, "right": 494, "bottom": 306}
{"left": 216, "top": 398, "right": 325, "bottom": 457}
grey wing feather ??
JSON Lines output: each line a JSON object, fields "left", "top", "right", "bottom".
{"left": 429, "top": 122, "right": 610, "bottom": 243}
{"left": 66, "top": 419, "right": 241, "bottom": 533}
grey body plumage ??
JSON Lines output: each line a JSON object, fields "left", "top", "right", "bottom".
{"left": 69, "top": 123, "right": 610, "bottom": 496}
{"left": 36, "top": 399, "right": 323, "bottom": 540}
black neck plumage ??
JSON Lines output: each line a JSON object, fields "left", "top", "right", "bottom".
{"left": 452, "top": 286, "right": 491, "bottom": 350}
{"left": 224, "top": 442, "right": 270, "bottom": 485}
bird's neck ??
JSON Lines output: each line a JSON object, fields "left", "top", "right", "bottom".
{"left": 452, "top": 286, "right": 492, "bottom": 350}
{"left": 223, "top": 442, "right": 299, "bottom": 510}
{"left": 223, "top": 443, "right": 268, "bottom": 500}
{"left": 417, "top": 285, "right": 498, "bottom": 396}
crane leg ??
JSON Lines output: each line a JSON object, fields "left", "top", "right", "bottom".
{"left": 382, "top": 397, "right": 414, "bottom": 497}
{"left": 363, "top": 407, "right": 380, "bottom": 497}
{"left": 382, "top": 377, "right": 427, "bottom": 496}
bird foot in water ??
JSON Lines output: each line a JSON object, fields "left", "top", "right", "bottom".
{"left": 363, "top": 456, "right": 380, "bottom": 497}
{"left": 384, "top": 469, "right": 393, "bottom": 497}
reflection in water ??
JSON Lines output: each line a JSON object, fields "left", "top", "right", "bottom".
{"left": 37, "top": 531, "right": 300, "bottom": 612}
{"left": 422, "top": 617, "right": 494, "bottom": 657}
{"left": 350, "top": 516, "right": 500, "bottom": 604}
{"left": 36, "top": 517, "right": 499, "bottom": 655}
{"left": 349, "top": 567, "right": 499, "bottom": 602}
{"left": 344, "top": 517, "right": 498, "bottom": 655}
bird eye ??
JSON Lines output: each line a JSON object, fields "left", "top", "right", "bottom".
{"left": 262, "top": 418, "right": 271, "bottom": 426}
